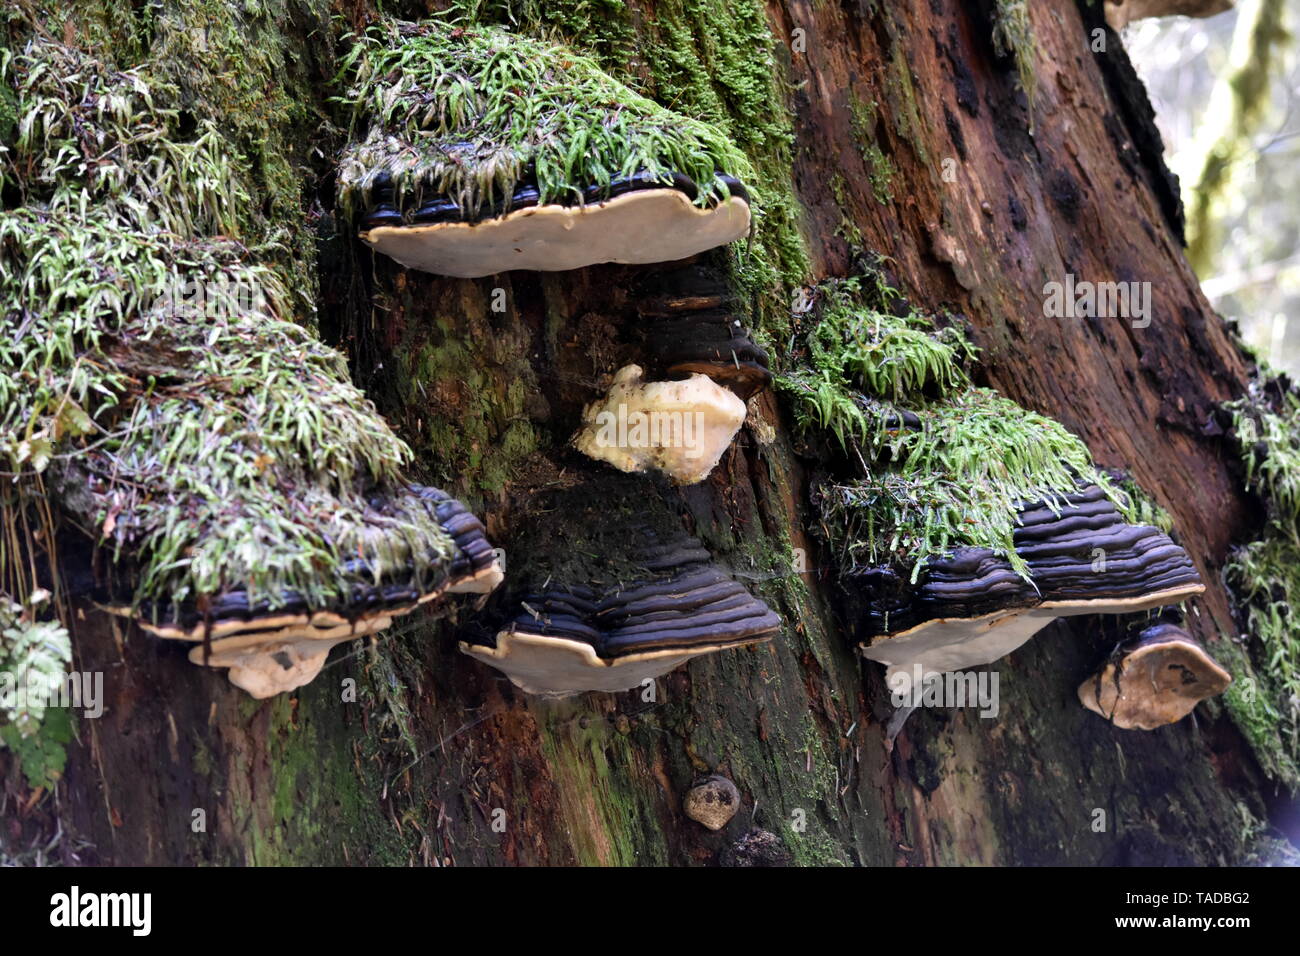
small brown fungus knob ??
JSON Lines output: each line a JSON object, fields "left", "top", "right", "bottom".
{"left": 684, "top": 775, "right": 741, "bottom": 831}
{"left": 1079, "top": 621, "right": 1231, "bottom": 730}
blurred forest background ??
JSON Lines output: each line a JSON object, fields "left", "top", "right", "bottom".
{"left": 1127, "top": 1, "right": 1298, "bottom": 372}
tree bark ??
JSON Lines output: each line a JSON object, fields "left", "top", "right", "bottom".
{"left": 5, "top": 0, "right": 1291, "bottom": 866}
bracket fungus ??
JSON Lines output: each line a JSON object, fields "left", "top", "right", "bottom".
{"left": 0, "top": 39, "right": 505, "bottom": 703}
{"left": 460, "top": 478, "right": 779, "bottom": 696}
{"left": 1104, "top": 0, "right": 1234, "bottom": 31}
{"left": 573, "top": 365, "right": 748, "bottom": 485}
{"left": 102, "top": 487, "right": 501, "bottom": 698}
{"left": 779, "top": 273, "right": 1204, "bottom": 682}
{"left": 1, "top": 213, "right": 501, "bottom": 702}
{"left": 338, "top": 22, "right": 755, "bottom": 277}
{"left": 1078, "top": 621, "right": 1231, "bottom": 730}
{"left": 855, "top": 484, "right": 1205, "bottom": 681}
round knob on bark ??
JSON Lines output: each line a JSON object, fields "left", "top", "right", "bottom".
{"left": 684, "top": 775, "right": 741, "bottom": 831}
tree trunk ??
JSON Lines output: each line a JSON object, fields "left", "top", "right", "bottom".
{"left": 4, "top": 0, "right": 1291, "bottom": 866}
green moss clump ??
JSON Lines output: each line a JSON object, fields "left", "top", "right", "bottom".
{"left": 335, "top": 19, "right": 755, "bottom": 220}
{"left": 0, "top": 39, "right": 456, "bottom": 625}
{"left": 1221, "top": 381, "right": 1300, "bottom": 791}
{"left": 778, "top": 270, "right": 1129, "bottom": 580}
{"left": 991, "top": 0, "right": 1037, "bottom": 115}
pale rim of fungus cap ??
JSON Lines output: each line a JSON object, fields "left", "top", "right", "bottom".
{"left": 357, "top": 172, "right": 751, "bottom": 278}
{"left": 858, "top": 485, "right": 1205, "bottom": 682}
{"left": 1078, "top": 620, "right": 1231, "bottom": 730}
{"left": 573, "top": 364, "right": 748, "bottom": 485}
{"left": 338, "top": 22, "right": 758, "bottom": 277}
{"left": 101, "top": 486, "right": 502, "bottom": 699}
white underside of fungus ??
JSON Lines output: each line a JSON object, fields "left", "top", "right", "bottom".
{"left": 360, "top": 190, "right": 751, "bottom": 278}
{"left": 459, "top": 629, "right": 757, "bottom": 698}
{"left": 861, "top": 584, "right": 1205, "bottom": 684}
{"left": 574, "top": 364, "right": 747, "bottom": 485}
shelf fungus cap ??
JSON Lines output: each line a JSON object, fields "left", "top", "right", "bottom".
{"left": 859, "top": 485, "right": 1205, "bottom": 681}
{"left": 573, "top": 364, "right": 747, "bottom": 485}
{"left": 459, "top": 478, "right": 780, "bottom": 696}
{"left": 106, "top": 486, "right": 501, "bottom": 699}
{"left": 1104, "top": 0, "right": 1234, "bottom": 32}
{"left": 1078, "top": 622, "right": 1231, "bottom": 730}
{"left": 359, "top": 175, "right": 751, "bottom": 278}
{"left": 684, "top": 775, "right": 741, "bottom": 831}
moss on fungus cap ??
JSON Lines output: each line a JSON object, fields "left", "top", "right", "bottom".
{"left": 337, "top": 21, "right": 756, "bottom": 276}
{"left": 2, "top": 215, "right": 502, "bottom": 699}
{"left": 459, "top": 476, "right": 779, "bottom": 697}
{"left": 855, "top": 484, "right": 1204, "bottom": 680}
{"left": 1078, "top": 621, "right": 1231, "bottom": 730}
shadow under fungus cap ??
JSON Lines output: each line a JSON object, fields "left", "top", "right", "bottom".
{"left": 337, "top": 21, "right": 755, "bottom": 277}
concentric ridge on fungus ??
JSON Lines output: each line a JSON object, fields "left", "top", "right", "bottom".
{"left": 336, "top": 21, "right": 756, "bottom": 276}
{"left": 853, "top": 483, "right": 1204, "bottom": 679}
{"left": 460, "top": 478, "right": 780, "bottom": 696}
{"left": 633, "top": 264, "right": 773, "bottom": 400}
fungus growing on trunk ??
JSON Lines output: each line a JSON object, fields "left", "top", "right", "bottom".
{"left": 684, "top": 775, "right": 741, "bottom": 831}
{"left": 460, "top": 477, "right": 779, "bottom": 696}
{"left": 855, "top": 484, "right": 1205, "bottom": 681}
{"left": 573, "top": 364, "right": 748, "bottom": 485}
{"left": 635, "top": 265, "right": 772, "bottom": 400}
{"left": 2, "top": 214, "right": 502, "bottom": 699}
{"left": 1078, "top": 621, "right": 1231, "bottom": 730}
{"left": 780, "top": 272, "right": 1205, "bottom": 684}
{"left": 102, "top": 487, "right": 501, "bottom": 698}
{"left": 337, "top": 22, "right": 755, "bottom": 276}
{"left": 1104, "top": 0, "right": 1234, "bottom": 31}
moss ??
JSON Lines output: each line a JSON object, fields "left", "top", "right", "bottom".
{"left": 335, "top": 19, "right": 755, "bottom": 219}
{"left": 248, "top": 683, "right": 413, "bottom": 865}
{"left": 1220, "top": 378, "right": 1300, "bottom": 791}
{"left": 392, "top": 304, "right": 542, "bottom": 497}
{"left": 778, "top": 269, "right": 1131, "bottom": 581}
{"left": 990, "top": 0, "right": 1037, "bottom": 117}
{"left": 0, "top": 36, "right": 462, "bottom": 623}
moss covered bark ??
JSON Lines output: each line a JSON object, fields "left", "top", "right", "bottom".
{"left": 2, "top": 0, "right": 1294, "bottom": 866}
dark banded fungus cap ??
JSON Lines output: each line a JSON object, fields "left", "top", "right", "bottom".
{"left": 1078, "top": 621, "right": 1231, "bottom": 729}
{"left": 634, "top": 265, "right": 772, "bottom": 400}
{"left": 856, "top": 484, "right": 1205, "bottom": 680}
{"left": 459, "top": 477, "right": 779, "bottom": 696}
{"left": 102, "top": 485, "right": 501, "bottom": 698}
{"left": 337, "top": 24, "right": 757, "bottom": 278}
